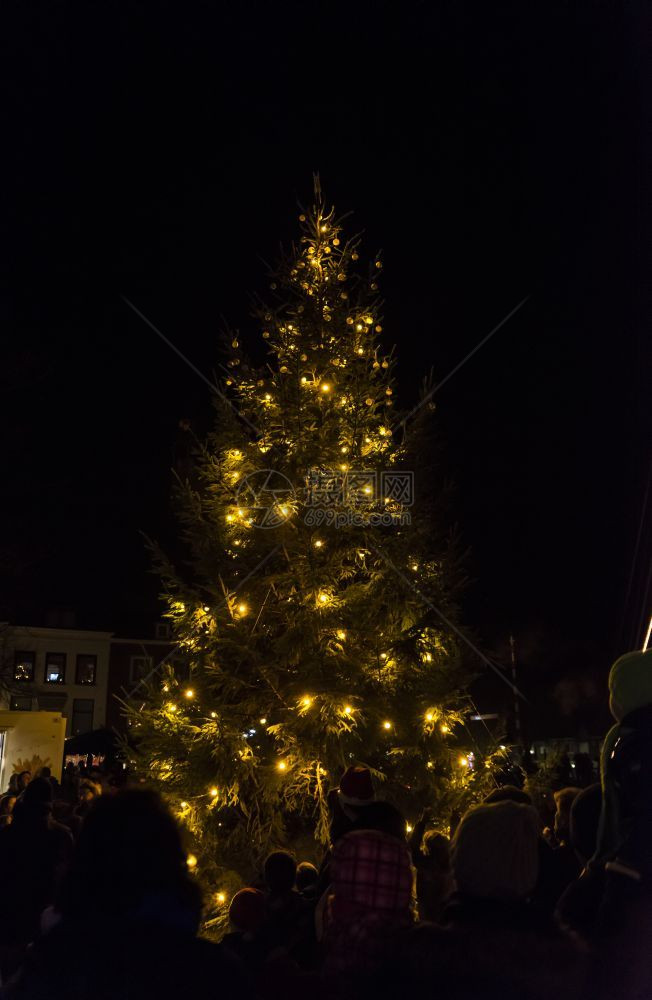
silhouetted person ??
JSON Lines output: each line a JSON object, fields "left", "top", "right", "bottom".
{"left": 0, "top": 778, "right": 73, "bottom": 979}
{"left": 3, "top": 789, "right": 247, "bottom": 999}
{"left": 0, "top": 794, "right": 16, "bottom": 828}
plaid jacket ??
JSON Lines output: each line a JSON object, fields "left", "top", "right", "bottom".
{"left": 324, "top": 829, "right": 415, "bottom": 975}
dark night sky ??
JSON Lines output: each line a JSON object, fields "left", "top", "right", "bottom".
{"left": 1, "top": 1, "right": 650, "bottom": 733}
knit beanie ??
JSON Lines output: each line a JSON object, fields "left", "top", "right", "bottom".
{"left": 451, "top": 800, "right": 539, "bottom": 901}
{"left": 608, "top": 649, "right": 652, "bottom": 722}
{"left": 338, "top": 766, "right": 375, "bottom": 811}
{"left": 229, "top": 888, "right": 266, "bottom": 933}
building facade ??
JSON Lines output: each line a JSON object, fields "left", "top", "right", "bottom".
{"left": 105, "top": 632, "right": 176, "bottom": 733}
{"left": 0, "top": 624, "right": 113, "bottom": 738}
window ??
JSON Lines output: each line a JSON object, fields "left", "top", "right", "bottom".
{"left": 13, "top": 651, "right": 35, "bottom": 683}
{"left": 10, "top": 695, "right": 32, "bottom": 711}
{"left": 44, "top": 653, "right": 66, "bottom": 684}
{"left": 129, "top": 655, "right": 152, "bottom": 683}
{"left": 155, "top": 623, "right": 170, "bottom": 640}
{"left": 75, "top": 654, "right": 97, "bottom": 685}
{"left": 71, "top": 698, "right": 94, "bottom": 735}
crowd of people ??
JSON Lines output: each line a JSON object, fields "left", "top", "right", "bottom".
{"left": 0, "top": 648, "right": 651, "bottom": 999}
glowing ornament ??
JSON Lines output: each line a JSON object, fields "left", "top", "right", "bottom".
{"left": 383, "top": 720, "right": 392, "bottom": 730}
{"left": 277, "top": 760, "right": 287, "bottom": 771}
{"left": 216, "top": 892, "right": 226, "bottom": 905}
{"left": 186, "top": 854, "right": 198, "bottom": 869}
{"left": 184, "top": 688, "right": 194, "bottom": 699}
{"left": 237, "top": 602, "right": 248, "bottom": 617}
{"left": 260, "top": 717, "right": 267, "bottom": 725}
{"left": 209, "top": 787, "right": 219, "bottom": 798}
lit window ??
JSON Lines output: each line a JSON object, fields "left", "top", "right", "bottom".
{"left": 44, "top": 653, "right": 66, "bottom": 684}
{"left": 13, "top": 651, "right": 35, "bottom": 683}
{"left": 75, "top": 654, "right": 97, "bottom": 685}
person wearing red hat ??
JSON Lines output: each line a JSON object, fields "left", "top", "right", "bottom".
{"left": 337, "top": 766, "right": 375, "bottom": 819}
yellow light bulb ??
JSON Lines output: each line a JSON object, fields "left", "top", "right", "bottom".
{"left": 440, "top": 723, "right": 450, "bottom": 734}
{"left": 321, "top": 383, "right": 331, "bottom": 393}
{"left": 260, "top": 717, "right": 267, "bottom": 725}
{"left": 264, "top": 393, "right": 272, "bottom": 401}
{"left": 411, "top": 563, "right": 419, "bottom": 571}
{"left": 186, "top": 853, "right": 198, "bottom": 869}
{"left": 184, "top": 688, "right": 194, "bottom": 699}
{"left": 318, "top": 592, "right": 330, "bottom": 604}
{"left": 237, "top": 602, "right": 248, "bottom": 616}
{"left": 313, "top": 539, "right": 323, "bottom": 548}
{"left": 168, "top": 703, "right": 177, "bottom": 713}
{"left": 180, "top": 801, "right": 188, "bottom": 809}
{"left": 425, "top": 712, "right": 434, "bottom": 722}
{"left": 424, "top": 652, "right": 432, "bottom": 663}
{"left": 380, "top": 652, "right": 387, "bottom": 661}
{"left": 340, "top": 463, "right": 349, "bottom": 471}
{"left": 357, "top": 347, "right": 364, "bottom": 355}
{"left": 356, "top": 323, "right": 363, "bottom": 332}
{"left": 426, "top": 761, "right": 434, "bottom": 769}
{"left": 383, "top": 720, "right": 392, "bottom": 730}
{"left": 216, "top": 891, "right": 226, "bottom": 905}
{"left": 211, "top": 711, "right": 217, "bottom": 718}
{"left": 277, "top": 760, "right": 287, "bottom": 771}
{"left": 226, "top": 514, "right": 234, "bottom": 523}
{"left": 406, "top": 823, "right": 413, "bottom": 833}
{"left": 344, "top": 705, "right": 353, "bottom": 715}
{"left": 337, "top": 629, "right": 346, "bottom": 641}
{"left": 237, "top": 508, "right": 244, "bottom": 517}
{"left": 301, "top": 696, "right": 313, "bottom": 708}
{"left": 162, "top": 684, "right": 169, "bottom": 692}
{"left": 301, "top": 375, "right": 307, "bottom": 384}
{"left": 458, "top": 755, "right": 469, "bottom": 767}
{"left": 209, "top": 787, "right": 219, "bottom": 798}
{"left": 363, "top": 486, "right": 372, "bottom": 494}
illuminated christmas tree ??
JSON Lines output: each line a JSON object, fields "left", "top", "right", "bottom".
{"left": 126, "top": 182, "right": 501, "bottom": 922}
